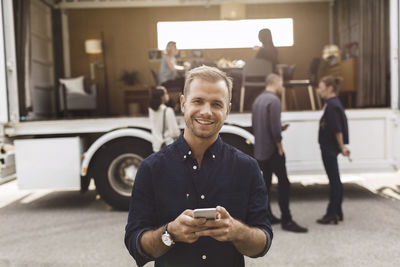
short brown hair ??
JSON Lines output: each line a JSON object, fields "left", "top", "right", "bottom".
{"left": 183, "top": 65, "right": 233, "bottom": 102}
{"left": 321, "top": 76, "right": 343, "bottom": 94}
{"left": 266, "top": 73, "right": 282, "bottom": 87}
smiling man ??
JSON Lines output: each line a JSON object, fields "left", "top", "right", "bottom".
{"left": 125, "top": 66, "right": 272, "bottom": 267}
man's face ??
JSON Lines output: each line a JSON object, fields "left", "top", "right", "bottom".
{"left": 180, "top": 78, "right": 231, "bottom": 141}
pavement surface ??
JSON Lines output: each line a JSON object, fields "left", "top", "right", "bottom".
{"left": 0, "top": 172, "right": 399, "bottom": 267}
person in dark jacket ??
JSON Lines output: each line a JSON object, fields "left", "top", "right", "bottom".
{"left": 255, "top": 28, "right": 278, "bottom": 72}
{"left": 316, "top": 76, "right": 350, "bottom": 225}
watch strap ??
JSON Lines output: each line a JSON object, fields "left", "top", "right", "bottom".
{"left": 162, "top": 223, "right": 175, "bottom": 246}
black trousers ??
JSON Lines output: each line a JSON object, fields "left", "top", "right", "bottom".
{"left": 257, "top": 152, "right": 292, "bottom": 222}
{"left": 321, "top": 147, "right": 343, "bottom": 216}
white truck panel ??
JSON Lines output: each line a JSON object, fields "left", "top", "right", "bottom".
{"left": 0, "top": 1, "right": 8, "bottom": 123}
{"left": 282, "top": 109, "right": 399, "bottom": 173}
{"left": 15, "top": 137, "right": 82, "bottom": 189}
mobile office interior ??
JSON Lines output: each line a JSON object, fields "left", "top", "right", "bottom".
{"left": 1, "top": 0, "right": 400, "bottom": 197}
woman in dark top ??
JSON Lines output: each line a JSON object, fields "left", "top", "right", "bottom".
{"left": 316, "top": 76, "right": 350, "bottom": 225}
{"left": 255, "top": 28, "right": 278, "bottom": 72}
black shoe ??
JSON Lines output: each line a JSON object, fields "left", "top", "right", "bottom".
{"left": 337, "top": 211, "right": 343, "bottom": 221}
{"left": 316, "top": 214, "right": 338, "bottom": 225}
{"left": 269, "top": 214, "right": 281, "bottom": 225}
{"left": 281, "top": 220, "right": 308, "bottom": 233}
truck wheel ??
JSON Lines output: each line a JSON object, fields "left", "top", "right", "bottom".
{"left": 91, "top": 137, "right": 152, "bottom": 210}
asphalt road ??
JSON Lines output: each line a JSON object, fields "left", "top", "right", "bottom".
{"left": 0, "top": 173, "right": 399, "bottom": 267}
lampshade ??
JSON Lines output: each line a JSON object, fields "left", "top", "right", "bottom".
{"left": 220, "top": 2, "right": 246, "bottom": 20}
{"left": 85, "top": 39, "right": 102, "bottom": 54}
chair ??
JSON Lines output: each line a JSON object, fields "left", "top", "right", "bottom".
{"left": 239, "top": 59, "right": 273, "bottom": 112}
{"left": 58, "top": 76, "right": 97, "bottom": 114}
{"left": 283, "top": 59, "right": 322, "bottom": 111}
{"left": 282, "top": 65, "right": 298, "bottom": 110}
{"left": 150, "top": 69, "right": 159, "bottom": 85}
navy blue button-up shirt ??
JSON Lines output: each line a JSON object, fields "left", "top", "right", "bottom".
{"left": 125, "top": 134, "right": 273, "bottom": 267}
{"left": 319, "top": 96, "right": 349, "bottom": 151}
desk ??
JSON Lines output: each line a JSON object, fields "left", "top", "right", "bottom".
{"left": 123, "top": 85, "right": 150, "bottom": 115}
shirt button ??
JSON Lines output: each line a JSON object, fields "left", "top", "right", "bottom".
{"left": 202, "top": 255, "right": 207, "bottom": 260}
{"left": 193, "top": 165, "right": 197, "bottom": 170}
{"left": 188, "top": 151, "right": 192, "bottom": 155}
{"left": 184, "top": 155, "right": 187, "bottom": 159}
{"left": 212, "top": 154, "right": 216, "bottom": 159}
{"left": 186, "top": 193, "right": 190, "bottom": 198}
{"left": 201, "top": 195, "right": 205, "bottom": 199}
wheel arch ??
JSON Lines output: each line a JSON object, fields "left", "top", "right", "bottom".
{"left": 81, "top": 128, "right": 153, "bottom": 177}
{"left": 220, "top": 124, "right": 254, "bottom": 144}
{"left": 220, "top": 124, "right": 254, "bottom": 156}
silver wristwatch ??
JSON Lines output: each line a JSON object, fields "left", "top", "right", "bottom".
{"left": 161, "top": 223, "right": 175, "bottom": 247}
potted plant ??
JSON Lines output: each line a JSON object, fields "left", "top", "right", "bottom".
{"left": 120, "top": 70, "right": 139, "bottom": 86}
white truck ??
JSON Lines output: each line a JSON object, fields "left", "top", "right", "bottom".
{"left": 1, "top": 0, "right": 400, "bottom": 210}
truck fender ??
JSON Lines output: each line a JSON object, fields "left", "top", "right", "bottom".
{"left": 220, "top": 125, "right": 254, "bottom": 144}
{"left": 81, "top": 128, "right": 152, "bottom": 176}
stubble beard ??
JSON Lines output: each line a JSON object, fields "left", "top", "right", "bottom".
{"left": 185, "top": 117, "right": 221, "bottom": 139}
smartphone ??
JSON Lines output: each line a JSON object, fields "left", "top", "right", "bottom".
{"left": 193, "top": 208, "right": 217, "bottom": 220}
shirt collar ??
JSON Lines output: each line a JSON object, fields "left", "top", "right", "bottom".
{"left": 175, "top": 132, "right": 223, "bottom": 161}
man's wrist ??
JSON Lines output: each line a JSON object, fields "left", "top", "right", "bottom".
{"left": 161, "top": 223, "right": 175, "bottom": 247}
{"left": 231, "top": 219, "right": 246, "bottom": 243}
{"left": 166, "top": 220, "right": 176, "bottom": 240}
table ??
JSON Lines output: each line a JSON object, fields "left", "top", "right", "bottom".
{"left": 123, "top": 85, "right": 150, "bottom": 115}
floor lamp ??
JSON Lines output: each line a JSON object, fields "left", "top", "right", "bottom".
{"left": 85, "top": 34, "right": 109, "bottom": 114}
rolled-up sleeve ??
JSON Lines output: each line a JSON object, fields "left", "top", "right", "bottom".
{"left": 246, "top": 158, "right": 273, "bottom": 257}
{"left": 269, "top": 100, "right": 282, "bottom": 143}
{"left": 124, "top": 161, "right": 157, "bottom": 267}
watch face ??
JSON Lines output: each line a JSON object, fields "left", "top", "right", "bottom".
{"left": 162, "top": 233, "right": 173, "bottom": 246}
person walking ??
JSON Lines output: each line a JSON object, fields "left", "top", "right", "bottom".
{"left": 252, "top": 73, "right": 308, "bottom": 233}
{"left": 316, "top": 76, "right": 350, "bottom": 224}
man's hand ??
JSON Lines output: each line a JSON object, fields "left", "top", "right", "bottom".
{"left": 168, "top": 210, "right": 208, "bottom": 244}
{"left": 195, "top": 206, "right": 241, "bottom": 242}
{"left": 195, "top": 206, "right": 267, "bottom": 257}
{"left": 341, "top": 146, "right": 350, "bottom": 157}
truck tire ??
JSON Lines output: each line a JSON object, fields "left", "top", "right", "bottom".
{"left": 91, "top": 137, "right": 152, "bottom": 210}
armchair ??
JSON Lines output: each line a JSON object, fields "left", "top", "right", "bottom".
{"left": 58, "top": 76, "right": 97, "bottom": 114}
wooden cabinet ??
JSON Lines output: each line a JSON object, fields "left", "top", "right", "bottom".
{"left": 325, "top": 57, "right": 358, "bottom": 107}
{"left": 122, "top": 85, "right": 150, "bottom": 115}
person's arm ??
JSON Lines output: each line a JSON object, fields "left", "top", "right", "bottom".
{"left": 269, "top": 100, "right": 283, "bottom": 155}
{"left": 276, "top": 142, "right": 284, "bottom": 156}
{"left": 196, "top": 159, "right": 272, "bottom": 257}
{"left": 166, "top": 108, "right": 181, "bottom": 139}
{"left": 165, "top": 56, "right": 184, "bottom": 72}
{"left": 196, "top": 206, "right": 267, "bottom": 257}
{"left": 326, "top": 106, "right": 349, "bottom": 156}
{"left": 335, "top": 132, "right": 350, "bottom": 156}
{"left": 141, "top": 209, "right": 208, "bottom": 258}
{"left": 125, "top": 162, "right": 157, "bottom": 266}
